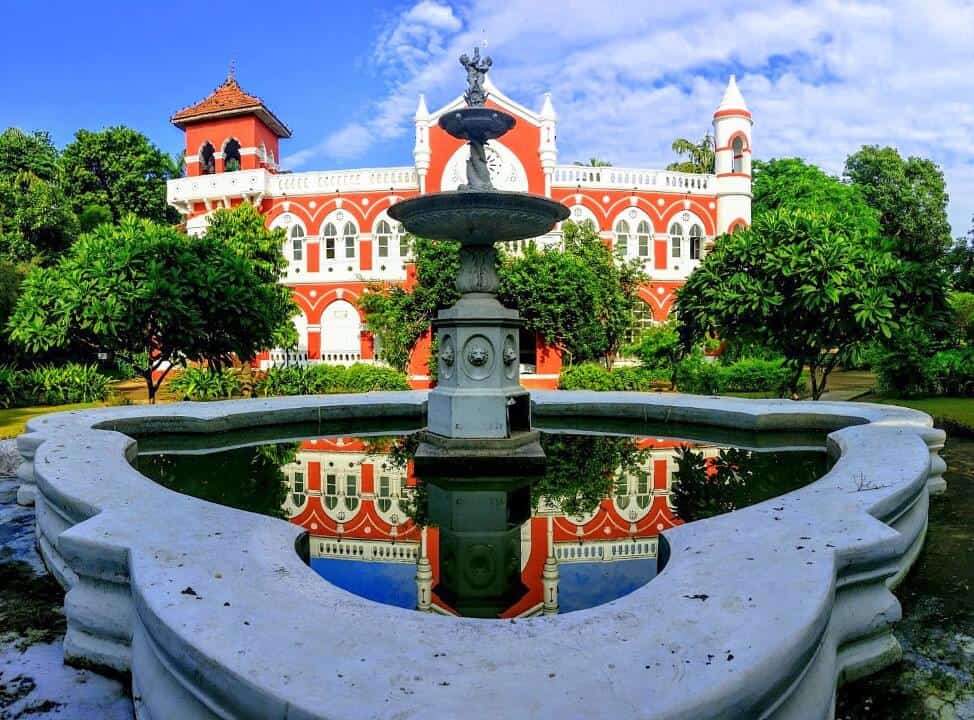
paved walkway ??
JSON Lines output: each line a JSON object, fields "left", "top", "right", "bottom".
{"left": 818, "top": 370, "right": 876, "bottom": 402}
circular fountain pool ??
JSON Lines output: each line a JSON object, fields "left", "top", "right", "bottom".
{"left": 134, "top": 421, "right": 830, "bottom": 618}
{"left": 13, "top": 393, "right": 944, "bottom": 719}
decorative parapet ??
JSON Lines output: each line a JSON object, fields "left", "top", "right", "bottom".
{"left": 551, "top": 165, "right": 714, "bottom": 194}
{"left": 167, "top": 168, "right": 269, "bottom": 211}
{"left": 14, "top": 392, "right": 943, "bottom": 719}
{"left": 269, "top": 167, "right": 418, "bottom": 196}
{"left": 167, "top": 166, "right": 420, "bottom": 211}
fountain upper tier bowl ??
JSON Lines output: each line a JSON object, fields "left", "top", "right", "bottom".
{"left": 389, "top": 190, "right": 569, "bottom": 245}
{"left": 438, "top": 107, "right": 516, "bottom": 141}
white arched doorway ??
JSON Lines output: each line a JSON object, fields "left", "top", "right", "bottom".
{"left": 321, "top": 299, "right": 361, "bottom": 363}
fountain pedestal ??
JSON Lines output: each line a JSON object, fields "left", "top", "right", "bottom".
{"left": 389, "top": 49, "right": 568, "bottom": 474}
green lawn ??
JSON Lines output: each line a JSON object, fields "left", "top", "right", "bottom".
{"left": 0, "top": 403, "right": 101, "bottom": 440}
{"left": 867, "top": 394, "right": 974, "bottom": 436}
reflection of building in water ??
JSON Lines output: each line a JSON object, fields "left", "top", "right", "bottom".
{"left": 283, "top": 437, "right": 718, "bottom": 618}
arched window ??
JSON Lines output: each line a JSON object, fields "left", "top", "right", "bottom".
{"left": 637, "top": 220, "right": 652, "bottom": 257}
{"left": 376, "top": 219, "right": 391, "bottom": 258}
{"left": 614, "top": 219, "right": 630, "bottom": 256}
{"left": 344, "top": 474, "right": 359, "bottom": 511}
{"left": 689, "top": 224, "right": 703, "bottom": 260}
{"left": 624, "top": 298, "right": 656, "bottom": 345}
{"left": 323, "top": 222, "right": 337, "bottom": 260}
{"left": 670, "top": 222, "right": 684, "bottom": 259}
{"left": 199, "top": 142, "right": 215, "bottom": 175}
{"left": 732, "top": 136, "right": 744, "bottom": 174}
{"left": 291, "top": 470, "right": 306, "bottom": 507}
{"left": 342, "top": 221, "right": 357, "bottom": 260}
{"left": 377, "top": 476, "right": 392, "bottom": 513}
{"left": 324, "top": 473, "right": 338, "bottom": 510}
{"left": 223, "top": 138, "right": 242, "bottom": 172}
{"left": 398, "top": 224, "right": 409, "bottom": 258}
{"left": 290, "top": 225, "right": 305, "bottom": 262}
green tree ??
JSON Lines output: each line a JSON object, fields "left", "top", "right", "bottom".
{"left": 0, "top": 259, "right": 27, "bottom": 359}
{"left": 498, "top": 220, "right": 645, "bottom": 365}
{"left": 358, "top": 235, "right": 460, "bottom": 371}
{"left": 0, "top": 129, "right": 78, "bottom": 262}
{"left": 844, "top": 146, "right": 952, "bottom": 337}
{"left": 573, "top": 158, "right": 612, "bottom": 167}
{"left": 8, "top": 216, "right": 287, "bottom": 402}
{"left": 61, "top": 127, "right": 179, "bottom": 225}
{"left": 0, "top": 128, "right": 59, "bottom": 180}
{"left": 751, "top": 158, "right": 880, "bottom": 237}
{"left": 675, "top": 209, "right": 900, "bottom": 399}
{"left": 946, "top": 216, "right": 974, "bottom": 292}
{"left": 201, "top": 203, "right": 298, "bottom": 359}
{"left": 666, "top": 134, "right": 715, "bottom": 174}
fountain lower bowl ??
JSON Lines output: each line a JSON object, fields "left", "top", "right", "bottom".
{"left": 389, "top": 191, "right": 570, "bottom": 245}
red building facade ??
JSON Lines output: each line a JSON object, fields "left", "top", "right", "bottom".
{"left": 167, "top": 71, "right": 752, "bottom": 388}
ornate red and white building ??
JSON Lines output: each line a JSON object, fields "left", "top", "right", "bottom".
{"left": 167, "top": 71, "right": 752, "bottom": 388}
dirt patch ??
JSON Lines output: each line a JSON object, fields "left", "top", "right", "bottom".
{"left": 0, "top": 562, "right": 65, "bottom": 652}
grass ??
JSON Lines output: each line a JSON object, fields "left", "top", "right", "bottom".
{"left": 866, "top": 394, "right": 974, "bottom": 436}
{"left": 0, "top": 402, "right": 101, "bottom": 439}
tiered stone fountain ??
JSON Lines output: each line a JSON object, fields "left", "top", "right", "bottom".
{"left": 390, "top": 48, "right": 567, "bottom": 471}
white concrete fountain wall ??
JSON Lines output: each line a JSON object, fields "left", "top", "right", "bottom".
{"left": 14, "top": 391, "right": 944, "bottom": 720}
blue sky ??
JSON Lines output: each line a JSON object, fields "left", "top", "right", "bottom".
{"left": 2, "top": 0, "right": 972, "bottom": 235}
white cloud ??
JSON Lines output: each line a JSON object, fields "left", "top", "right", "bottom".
{"left": 286, "top": 0, "right": 974, "bottom": 234}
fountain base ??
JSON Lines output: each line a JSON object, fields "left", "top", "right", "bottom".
{"left": 413, "top": 429, "right": 545, "bottom": 476}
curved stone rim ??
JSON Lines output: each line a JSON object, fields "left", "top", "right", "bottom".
{"left": 15, "top": 391, "right": 944, "bottom": 720}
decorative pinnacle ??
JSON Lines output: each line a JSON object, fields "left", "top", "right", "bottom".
{"left": 227, "top": 59, "right": 235, "bottom": 83}
{"left": 459, "top": 46, "right": 492, "bottom": 107}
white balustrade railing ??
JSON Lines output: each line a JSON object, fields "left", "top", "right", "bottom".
{"left": 259, "top": 349, "right": 378, "bottom": 370}
{"left": 269, "top": 167, "right": 418, "bottom": 195}
{"left": 552, "top": 165, "right": 713, "bottom": 194}
{"left": 167, "top": 169, "right": 269, "bottom": 205}
{"left": 553, "top": 538, "right": 659, "bottom": 563}
{"left": 312, "top": 539, "right": 420, "bottom": 563}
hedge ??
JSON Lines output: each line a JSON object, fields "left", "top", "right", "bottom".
{"left": 0, "top": 363, "right": 111, "bottom": 409}
{"left": 167, "top": 363, "right": 411, "bottom": 401}
{"left": 558, "top": 363, "right": 670, "bottom": 391}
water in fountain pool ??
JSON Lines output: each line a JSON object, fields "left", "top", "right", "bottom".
{"left": 134, "top": 422, "right": 830, "bottom": 619}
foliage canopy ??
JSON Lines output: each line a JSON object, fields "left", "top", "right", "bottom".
{"left": 675, "top": 209, "right": 900, "bottom": 399}
{"left": 7, "top": 216, "right": 287, "bottom": 402}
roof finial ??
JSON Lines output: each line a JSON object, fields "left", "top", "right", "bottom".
{"left": 227, "top": 59, "right": 236, "bottom": 83}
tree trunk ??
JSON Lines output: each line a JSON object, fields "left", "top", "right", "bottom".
{"left": 143, "top": 371, "right": 157, "bottom": 405}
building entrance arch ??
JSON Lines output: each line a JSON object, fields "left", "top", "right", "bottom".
{"left": 320, "top": 299, "right": 361, "bottom": 362}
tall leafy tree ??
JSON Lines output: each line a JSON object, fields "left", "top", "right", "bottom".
{"left": 0, "top": 128, "right": 59, "bottom": 180}
{"left": 666, "top": 134, "right": 715, "bottom": 174}
{"left": 0, "top": 129, "right": 78, "bottom": 261}
{"left": 498, "top": 220, "right": 645, "bottom": 366}
{"left": 844, "top": 146, "right": 953, "bottom": 337}
{"left": 61, "top": 127, "right": 179, "bottom": 225}
{"left": 946, "top": 216, "right": 974, "bottom": 292}
{"left": 675, "top": 209, "right": 900, "bottom": 399}
{"left": 751, "top": 158, "right": 880, "bottom": 238}
{"left": 0, "top": 259, "right": 27, "bottom": 359}
{"left": 358, "top": 236, "right": 460, "bottom": 371}
{"left": 8, "top": 216, "right": 288, "bottom": 402}
{"left": 200, "top": 203, "right": 298, "bottom": 360}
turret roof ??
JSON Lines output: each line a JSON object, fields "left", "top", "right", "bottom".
{"left": 171, "top": 72, "right": 291, "bottom": 138}
{"left": 714, "top": 74, "right": 749, "bottom": 115}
